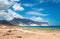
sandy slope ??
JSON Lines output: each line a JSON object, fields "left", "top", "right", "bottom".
{"left": 0, "top": 28, "right": 60, "bottom": 39}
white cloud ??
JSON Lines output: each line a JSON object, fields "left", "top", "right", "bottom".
{"left": 38, "top": 8, "right": 44, "bottom": 11}
{"left": 13, "top": 3, "right": 24, "bottom": 11}
{"left": 26, "top": 11, "right": 48, "bottom": 16}
{"left": 23, "top": 3, "right": 34, "bottom": 7}
{"left": 39, "top": 0, "right": 45, "bottom": 3}
{"left": 0, "top": 11, "right": 13, "bottom": 21}
{"left": 0, "top": 0, "right": 23, "bottom": 11}
{"left": 11, "top": 0, "right": 20, "bottom": 2}
{"left": 0, "top": 0, "right": 12, "bottom": 10}
{"left": 8, "top": 9, "right": 24, "bottom": 19}
{"left": 30, "top": 17, "right": 47, "bottom": 22}
{"left": 0, "top": 11, "right": 7, "bottom": 20}
{"left": 0, "top": 9, "right": 24, "bottom": 21}
{"left": 0, "top": 0, "right": 10, "bottom": 5}
{"left": 52, "top": 0, "right": 60, "bottom": 3}
{"left": 0, "top": 0, "right": 20, "bottom": 11}
{"left": 39, "top": 0, "right": 60, "bottom": 3}
{"left": 32, "top": 8, "right": 44, "bottom": 11}
{"left": 0, "top": 0, "right": 24, "bottom": 21}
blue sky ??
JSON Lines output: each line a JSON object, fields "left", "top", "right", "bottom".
{"left": 0, "top": 0, "right": 60, "bottom": 26}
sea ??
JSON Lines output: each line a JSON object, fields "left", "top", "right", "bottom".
{"left": 19, "top": 26, "right": 60, "bottom": 29}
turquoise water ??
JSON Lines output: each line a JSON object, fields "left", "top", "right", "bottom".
{"left": 20, "top": 26, "right": 60, "bottom": 29}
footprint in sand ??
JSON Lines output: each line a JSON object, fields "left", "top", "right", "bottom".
{"left": 2, "top": 30, "right": 14, "bottom": 36}
{"left": 16, "top": 36, "right": 22, "bottom": 38}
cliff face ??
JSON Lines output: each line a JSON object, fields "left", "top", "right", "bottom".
{"left": 0, "top": 18, "right": 49, "bottom": 26}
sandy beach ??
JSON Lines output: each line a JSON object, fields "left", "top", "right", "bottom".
{"left": 0, "top": 28, "right": 60, "bottom": 39}
{"left": 0, "top": 24, "right": 60, "bottom": 39}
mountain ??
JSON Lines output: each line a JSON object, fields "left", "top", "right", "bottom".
{"left": 0, "top": 18, "right": 49, "bottom": 26}
{"left": 9, "top": 18, "right": 49, "bottom": 26}
{"left": 0, "top": 20, "right": 14, "bottom": 26}
{"left": 0, "top": 20, "right": 18, "bottom": 29}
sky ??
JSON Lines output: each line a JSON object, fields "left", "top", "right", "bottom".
{"left": 0, "top": 0, "right": 60, "bottom": 26}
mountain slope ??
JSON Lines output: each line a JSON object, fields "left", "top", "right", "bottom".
{"left": 0, "top": 20, "right": 18, "bottom": 29}
{"left": 0, "top": 20, "right": 14, "bottom": 26}
{"left": 0, "top": 18, "right": 49, "bottom": 26}
{"left": 9, "top": 18, "right": 49, "bottom": 26}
